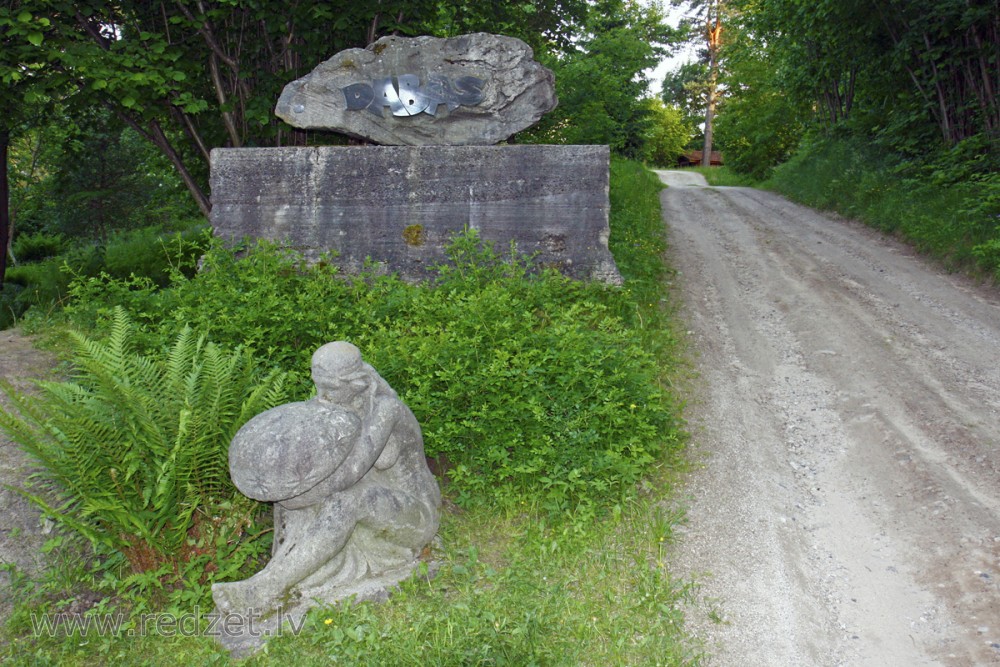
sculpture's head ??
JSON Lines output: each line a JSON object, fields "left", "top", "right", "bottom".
{"left": 312, "top": 341, "right": 370, "bottom": 405}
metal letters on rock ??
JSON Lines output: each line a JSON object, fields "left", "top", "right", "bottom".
{"left": 342, "top": 74, "right": 486, "bottom": 117}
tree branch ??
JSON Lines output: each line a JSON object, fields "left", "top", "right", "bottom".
{"left": 169, "top": 106, "right": 211, "bottom": 163}
{"left": 111, "top": 106, "right": 211, "bottom": 218}
{"left": 208, "top": 51, "right": 242, "bottom": 147}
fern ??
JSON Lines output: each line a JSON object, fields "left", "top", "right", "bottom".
{"left": 0, "top": 307, "right": 289, "bottom": 574}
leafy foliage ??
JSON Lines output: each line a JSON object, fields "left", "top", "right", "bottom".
{"left": 660, "top": 60, "right": 711, "bottom": 136}
{"left": 688, "top": 14, "right": 811, "bottom": 179}
{"left": 0, "top": 0, "right": 590, "bottom": 215}
{"left": 58, "top": 158, "right": 684, "bottom": 519}
{"left": 19, "top": 109, "right": 198, "bottom": 240}
{"left": 1, "top": 223, "right": 208, "bottom": 330}
{"left": 10, "top": 231, "right": 68, "bottom": 263}
{"left": 64, "top": 231, "right": 681, "bottom": 517}
{"left": 721, "top": 0, "right": 999, "bottom": 154}
{"left": 521, "top": 0, "right": 678, "bottom": 157}
{"left": 0, "top": 159, "right": 695, "bottom": 663}
{"left": 0, "top": 308, "right": 290, "bottom": 576}
{"left": 768, "top": 134, "right": 1000, "bottom": 277}
{"left": 641, "top": 99, "right": 694, "bottom": 167}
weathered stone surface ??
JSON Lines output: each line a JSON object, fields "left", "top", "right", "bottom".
{"left": 274, "top": 33, "right": 556, "bottom": 145}
{"left": 212, "top": 342, "right": 441, "bottom": 656}
{"left": 210, "top": 144, "right": 621, "bottom": 284}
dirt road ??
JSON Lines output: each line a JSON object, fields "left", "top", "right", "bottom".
{"left": 0, "top": 330, "right": 56, "bottom": 623}
{"left": 658, "top": 171, "right": 1000, "bottom": 666}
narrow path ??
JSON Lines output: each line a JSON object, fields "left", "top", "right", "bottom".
{"left": 0, "top": 329, "right": 57, "bottom": 624}
{"left": 659, "top": 171, "right": 1000, "bottom": 666}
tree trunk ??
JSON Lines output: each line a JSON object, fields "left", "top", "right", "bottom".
{"left": 1, "top": 127, "right": 9, "bottom": 290}
{"left": 702, "top": 84, "right": 717, "bottom": 167}
{"left": 147, "top": 119, "right": 212, "bottom": 218}
{"left": 702, "top": 11, "right": 722, "bottom": 168}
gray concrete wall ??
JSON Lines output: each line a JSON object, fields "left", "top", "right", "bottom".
{"left": 209, "top": 145, "right": 620, "bottom": 284}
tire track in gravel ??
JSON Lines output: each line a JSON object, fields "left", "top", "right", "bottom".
{"left": 658, "top": 171, "right": 1000, "bottom": 667}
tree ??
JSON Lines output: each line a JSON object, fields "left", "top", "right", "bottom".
{"left": 660, "top": 60, "right": 710, "bottom": 136}
{"left": 873, "top": 0, "right": 1000, "bottom": 147}
{"left": 641, "top": 99, "right": 693, "bottom": 166}
{"left": 1, "top": 0, "right": 590, "bottom": 220}
{"left": 712, "top": 24, "right": 810, "bottom": 178}
{"left": 41, "top": 108, "right": 195, "bottom": 240}
{"left": 1, "top": 0, "right": 61, "bottom": 289}
{"left": 525, "top": 0, "right": 678, "bottom": 156}
{"left": 729, "top": 0, "right": 998, "bottom": 156}
{"left": 672, "top": 0, "right": 730, "bottom": 166}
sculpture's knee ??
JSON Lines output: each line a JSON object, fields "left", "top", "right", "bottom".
{"left": 358, "top": 485, "right": 437, "bottom": 546}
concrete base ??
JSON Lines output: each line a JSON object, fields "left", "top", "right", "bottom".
{"left": 209, "top": 145, "right": 620, "bottom": 284}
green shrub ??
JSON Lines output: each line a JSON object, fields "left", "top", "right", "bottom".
{"left": 0, "top": 159, "right": 694, "bottom": 663}
{"left": 0, "top": 309, "right": 289, "bottom": 584}
{"left": 11, "top": 232, "right": 68, "bottom": 263}
{"left": 0, "top": 283, "right": 24, "bottom": 330}
{"left": 103, "top": 224, "right": 210, "bottom": 285}
{"left": 2, "top": 245, "right": 103, "bottom": 325}
{"left": 1, "top": 225, "right": 210, "bottom": 330}
{"left": 53, "top": 158, "right": 685, "bottom": 523}
{"left": 62, "top": 231, "right": 682, "bottom": 519}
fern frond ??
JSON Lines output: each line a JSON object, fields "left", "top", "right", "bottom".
{"left": 0, "top": 315, "right": 292, "bottom": 573}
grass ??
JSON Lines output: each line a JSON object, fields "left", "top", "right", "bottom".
{"left": 765, "top": 135, "right": 1000, "bottom": 279}
{"left": 1, "top": 158, "right": 702, "bottom": 665}
{"left": 682, "top": 166, "right": 757, "bottom": 187}
{"left": 4, "top": 488, "right": 699, "bottom": 666}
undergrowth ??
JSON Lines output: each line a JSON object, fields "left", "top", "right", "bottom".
{"left": 1, "top": 222, "right": 209, "bottom": 330}
{"left": 767, "top": 134, "right": 1000, "bottom": 280}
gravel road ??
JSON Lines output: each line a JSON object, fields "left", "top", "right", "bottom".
{"left": 657, "top": 170, "right": 1000, "bottom": 667}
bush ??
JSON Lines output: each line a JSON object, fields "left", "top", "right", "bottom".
{"left": 10, "top": 232, "right": 68, "bottom": 263}
{"left": 103, "top": 224, "right": 210, "bottom": 285}
{"left": 1, "top": 224, "right": 210, "bottom": 330}
{"left": 0, "top": 283, "right": 24, "bottom": 331}
{"left": 0, "top": 309, "right": 289, "bottom": 589}
{"left": 0, "top": 159, "right": 693, "bottom": 664}
{"left": 641, "top": 100, "right": 693, "bottom": 168}
{"left": 63, "top": 234, "right": 681, "bottom": 518}
{"left": 2, "top": 245, "right": 104, "bottom": 326}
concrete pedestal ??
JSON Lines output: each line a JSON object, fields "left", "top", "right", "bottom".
{"left": 209, "top": 145, "right": 620, "bottom": 284}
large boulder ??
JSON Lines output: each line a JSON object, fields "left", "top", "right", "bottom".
{"left": 274, "top": 33, "right": 556, "bottom": 146}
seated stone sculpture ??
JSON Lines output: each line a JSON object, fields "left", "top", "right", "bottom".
{"left": 211, "top": 341, "right": 441, "bottom": 644}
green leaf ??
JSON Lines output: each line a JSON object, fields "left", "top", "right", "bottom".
{"left": 27, "top": 32, "right": 43, "bottom": 46}
{"left": 17, "top": 10, "right": 31, "bottom": 22}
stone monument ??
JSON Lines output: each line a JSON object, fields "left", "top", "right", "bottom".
{"left": 210, "top": 32, "right": 621, "bottom": 284}
{"left": 210, "top": 342, "right": 441, "bottom": 655}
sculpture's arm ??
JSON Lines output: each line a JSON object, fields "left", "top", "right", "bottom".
{"left": 326, "top": 388, "right": 401, "bottom": 490}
